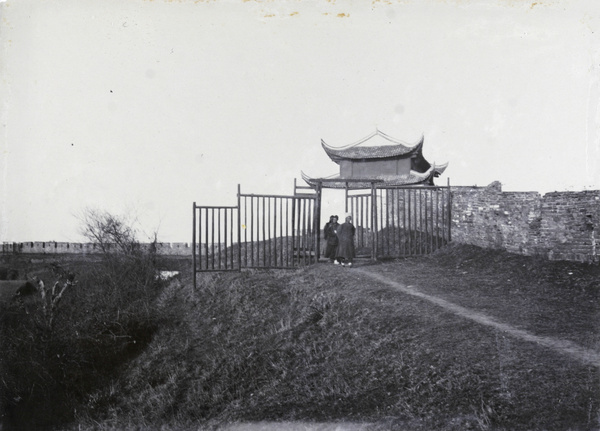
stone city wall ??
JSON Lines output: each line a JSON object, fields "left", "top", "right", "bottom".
{"left": 451, "top": 182, "right": 600, "bottom": 263}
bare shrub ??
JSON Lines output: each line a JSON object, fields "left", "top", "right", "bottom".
{"left": 79, "top": 208, "right": 140, "bottom": 256}
{"left": 0, "top": 210, "right": 165, "bottom": 430}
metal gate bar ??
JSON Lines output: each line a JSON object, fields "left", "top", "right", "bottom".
{"left": 239, "top": 192, "right": 317, "bottom": 269}
{"left": 343, "top": 182, "right": 451, "bottom": 259}
{"left": 193, "top": 185, "right": 320, "bottom": 283}
{"left": 192, "top": 204, "right": 240, "bottom": 277}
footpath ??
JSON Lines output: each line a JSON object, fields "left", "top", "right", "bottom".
{"left": 355, "top": 267, "right": 600, "bottom": 368}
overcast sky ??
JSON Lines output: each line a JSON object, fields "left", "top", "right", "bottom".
{"left": 1, "top": 0, "right": 599, "bottom": 243}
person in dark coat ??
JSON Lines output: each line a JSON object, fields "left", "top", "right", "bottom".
{"left": 336, "top": 215, "right": 356, "bottom": 267}
{"left": 323, "top": 215, "right": 339, "bottom": 263}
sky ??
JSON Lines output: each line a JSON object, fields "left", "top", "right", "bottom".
{"left": 1, "top": 0, "right": 599, "bottom": 243}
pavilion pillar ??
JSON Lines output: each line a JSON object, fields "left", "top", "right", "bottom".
{"left": 344, "top": 182, "right": 349, "bottom": 213}
{"left": 315, "top": 181, "right": 322, "bottom": 261}
{"left": 371, "top": 181, "right": 377, "bottom": 261}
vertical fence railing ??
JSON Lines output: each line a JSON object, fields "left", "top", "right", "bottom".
{"left": 347, "top": 191, "right": 373, "bottom": 257}
{"left": 193, "top": 181, "right": 451, "bottom": 279}
{"left": 345, "top": 183, "right": 451, "bottom": 259}
{"left": 393, "top": 185, "right": 452, "bottom": 258}
{"left": 194, "top": 189, "right": 319, "bottom": 278}
{"left": 239, "top": 193, "right": 317, "bottom": 269}
{"left": 192, "top": 204, "right": 240, "bottom": 273}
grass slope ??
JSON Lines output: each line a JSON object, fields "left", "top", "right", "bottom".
{"left": 72, "top": 244, "right": 600, "bottom": 431}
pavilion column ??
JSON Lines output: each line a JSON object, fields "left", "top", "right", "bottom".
{"left": 371, "top": 181, "right": 377, "bottom": 261}
{"left": 315, "top": 181, "right": 322, "bottom": 261}
{"left": 344, "top": 182, "right": 349, "bottom": 213}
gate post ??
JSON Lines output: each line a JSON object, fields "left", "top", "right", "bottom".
{"left": 291, "top": 196, "right": 297, "bottom": 264}
{"left": 371, "top": 182, "right": 377, "bottom": 261}
{"left": 344, "top": 183, "right": 349, "bottom": 213}
{"left": 192, "top": 202, "right": 197, "bottom": 289}
{"left": 315, "top": 181, "right": 322, "bottom": 261}
{"left": 237, "top": 184, "right": 242, "bottom": 271}
{"left": 447, "top": 178, "right": 452, "bottom": 243}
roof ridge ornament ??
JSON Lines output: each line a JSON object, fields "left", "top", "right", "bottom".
{"left": 321, "top": 130, "right": 424, "bottom": 151}
{"left": 321, "top": 130, "right": 378, "bottom": 150}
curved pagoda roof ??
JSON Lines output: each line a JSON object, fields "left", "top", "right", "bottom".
{"left": 302, "top": 129, "right": 448, "bottom": 189}
{"left": 301, "top": 161, "right": 448, "bottom": 189}
{"left": 321, "top": 130, "right": 424, "bottom": 164}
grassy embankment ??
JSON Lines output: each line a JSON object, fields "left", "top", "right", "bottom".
{"left": 2, "top": 244, "right": 599, "bottom": 430}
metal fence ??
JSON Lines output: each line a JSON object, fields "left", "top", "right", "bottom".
{"left": 193, "top": 181, "right": 450, "bottom": 283}
{"left": 193, "top": 205, "right": 240, "bottom": 272}
{"left": 346, "top": 183, "right": 451, "bottom": 259}
{"left": 238, "top": 192, "right": 318, "bottom": 269}
{"left": 193, "top": 185, "right": 320, "bottom": 283}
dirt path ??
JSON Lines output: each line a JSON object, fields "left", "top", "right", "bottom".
{"left": 356, "top": 268, "right": 600, "bottom": 368}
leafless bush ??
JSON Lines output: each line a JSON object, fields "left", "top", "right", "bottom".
{"left": 79, "top": 208, "right": 141, "bottom": 256}
{"left": 0, "top": 210, "right": 165, "bottom": 430}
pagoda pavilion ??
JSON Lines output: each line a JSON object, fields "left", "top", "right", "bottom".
{"left": 302, "top": 130, "right": 448, "bottom": 189}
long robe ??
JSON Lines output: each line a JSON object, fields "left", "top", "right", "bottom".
{"left": 335, "top": 222, "right": 355, "bottom": 260}
{"left": 323, "top": 222, "right": 339, "bottom": 259}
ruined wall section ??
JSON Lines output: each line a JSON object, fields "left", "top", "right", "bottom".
{"left": 451, "top": 182, "right": 599, "bottom": 263}
{"left": 539, "top": 191, "right": 600, "bottom": 262}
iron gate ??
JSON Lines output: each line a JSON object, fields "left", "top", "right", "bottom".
{"left": 193, "top": 181, "right": 450, "bottom": 284}
{"left": 238, "top": 192, "right": 318, "bottom": 269}
{"left": 193, "top": 205, "right": 240, "bottom": 272}
{"left": 345, "top": 184, "right": 451, "bottom": 259}
{"left": 193, "top": 185, "right": 320, "bottom": 280}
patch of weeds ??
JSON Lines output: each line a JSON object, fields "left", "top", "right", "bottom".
{"left": 14, "top": 243, "right": 600, "bottom": 431}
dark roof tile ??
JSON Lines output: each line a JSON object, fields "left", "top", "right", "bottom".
{"left": 321, "top": 131, "right": 424, "bottom": 163}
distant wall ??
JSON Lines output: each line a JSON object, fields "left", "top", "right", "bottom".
{"left": 1, "top": 242, "right": 199, "bottom": 256}
{"left": 451, "top": 182, "right": 600, "bottom": 263}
